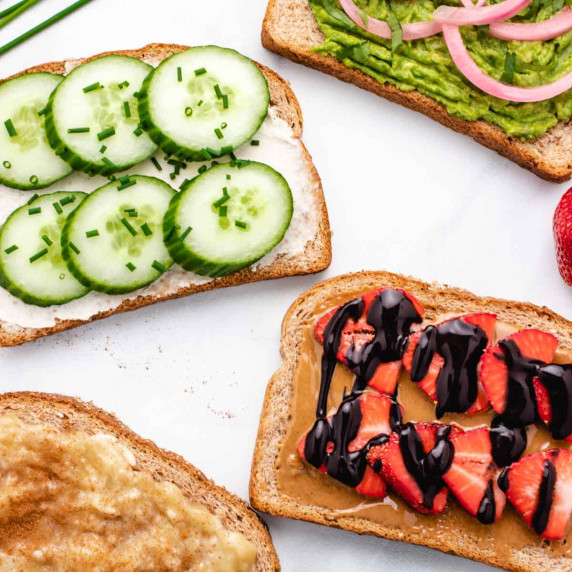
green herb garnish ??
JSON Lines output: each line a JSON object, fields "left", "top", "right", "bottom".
{"left": 219, "top": 205, "right": 228, "bottom": 217}
{"left": 177, "top": 67, "right": 183, "bottom": 82}
{"left": 386, "top": 12, "right": 403, "bottom": 52}
{"left": 235, "top": 220, "right": 247, "bottom": 229}
{"left": 180, "top": 226, "right": 192, "bottom": 240}
{"left": 85, "top": 229, "right": 99, "bottom": 238}
{"left": 123, "top": 101, "right": 131, "bottom": 118}
{"left": 2, "top": 161, "right": 11, "bottom": 169}
{"left": 141, "top": 223, "right": 152, "bottom": 237}
{"left": 41, "top": 234, "right": 53, "bottom": 246}
{"left": 52, "top": 202, "right": 63, "bottom": 214}
{"left": 213, "top": 195, "right": 230, "bottom": 208}
{"left": 151, "top": 157, "right": 162, "bottom": 171}
{"left": 214, "top": 128, "right": 224, "bottom": 139}
{"left": 68, "top": 127, "right": 90, "bottom": 134}
{"left": 83, "top": 82, "right": 101, "bottom": 93}
{"left": 28, "top": 207, "right": 41, "bottom": 215}
{"left": 120, "top": 217, "right": 137, "bottom": 236}
{"left": 4, "top": 244, "right": 18, "bottom": 254}
{"left": 222, "top": 94, "right": 229, "bottom": 109}
{"left": 29, "top": 248, "right": 48, "bottom": 263}
{"left": 97, "top": 127, "right": 116, "bottom": 141}
{"left": 214, "top": 84, "right": 223, "bottom": 99}
{"left": 185, "top": 107, "right": 193, "bottom": 117}
{"left": 117, "top": 179, "right": 137, "bottom": 191}
{"left": 69, "top": 241, "right": 80, "bottom": 255}
{"left": 4, "top": 119, "right": 17, "bottom": 137}
{"left": 126, "top": 262, "right": 136, "bottom": 272}
{"left": 251, "top": 140, "right": 260, "bottom": 146}
{"left": 501, "top": 52, "right": 516, "bottom": 84}
{"left": 151, "top": 260, "right": 165, "bottom": 272}
{"left": 194, "top": 68, "right": 207, "bottom": 76}
{"left": 60, "top": 195, "right": 75, "bottom": 206}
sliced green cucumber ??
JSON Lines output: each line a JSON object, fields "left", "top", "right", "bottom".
{"left": 164, "top": 161, "right": 292, "bottom": 277}
{"left": 139, "top": 46, "right": 269, "bottom": 161}
{"left": 0, "top": 73, "right": 72, "bottom": 190}
{"left": 45, "top": 56, "right": 157, "bottom": 176}
{"left": 62, "top": 175, "right": 175, "bottom": 294}
{"left": 0, "top": 192, "right": 89, "bottom": 306}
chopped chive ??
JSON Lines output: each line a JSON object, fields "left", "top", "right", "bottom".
{"left": 97, "top": 127, "right": 116, "bottom": 141}
{"left": 214, "top": 128, "right": 224, "bottom": 140}
{"left": 222, "top": 94, "right": 229, "bottom": 109}
{"left": 194, "top": 67, "right": 207, "bottom": 76}
{"left": 180, "top": 226, "right": 192, "bottom": 240}
{"left": 386, "top": 11, "right": 403, "bottom": 51}
{"left": 151, "top": 157, "right": 162, "bottom": 171}
{"left": 237, "top": 159, "right": 251, "bottom": 169}
{"left": 169, "top": 173, "right": 177, "bottom": 180}
{"left": 68, "top": 127, "right": 90, "bottom": 133}
{"left": 223, "top": 186, "right": 229, "bottom": 196}
{"left": 123, "top": 101, "right": 131, "bottom": 118}
{"left": 221, "top": 122, "right": 228, "bottom": 129}
{"left": 117, "top": 180, "right": 137, "bottom": 191}
{"left": 198, "top": 165, "right": 207, "bottom": 174}
{"left": 177, "top": 67, "right": 183, "bottom": 82}
{"left": 152, "top": 260, "right": 166, "bottom": 272}
{"left": 214, "top": 84, "right": 223, "bottom": 99}
{"left": 100, "top": 145, "right": 107, "bottom": 154}
{"left": 165, "top": 225, "right": 179, "bottom": 241}
{"left": 120, "top": 217, "right": 137, "bottom": 236}
{"left": 126, "top": 262, "right": 136, "bottom": 272}
{"left": 41, "top": 235, "right": 53, "bottom": 246}
{"left": 251, "top": 140, "right": 260, "bottom": 146}
{"left": 2, "top": 161, "right": 11, "bottom": 169}
{"left": 119, "top": 175, "right": 130, "bottom": 184}
{"left": 52, "top": 202, "right": 63, "bottom": 214}
{"left": 197, "top": 99, "right": 204, "bottom": 107}
{"left": 4, "top": 244, "right": 18, "bottom": 254}
{"left": 37, "top": 107, "right": 46, "bottom": 117}
{"left": 102, "top": 157, "right": 115, "bottom": 168}
{"left": 226, "top": 174, "right": 231, "bottom": 180}
{"left": 219, "top": 205, "right": 228, "bottom": 217}
{"left": 179, "top": 179, "right": 192, "bottom": 191}
{"left": 133, "top": 127, "right": 143, "bottom": 137}
{"left": 168, "top": 159, "right": 186, "bottom": 169}
{"left": 133, "top": 91, "right": 141, "bottom": 98}
{"left": 141, "top": 222, "right": 152, "bottom": 236}
{"left": 29, "top": 248, "right": 48, "bottom": 263}
{"left": 83, "top": 82, "right": 101, "bottom": 93}
{"left": 4, "top": 119, "right": 17, "bottom": 137}
{"left": 29, "top": 175, "right": 39, "bottom": 185}
{"left": 27, "top": 193, "right": 39, "bottom": 205}
{"left": 119, "top": 80, "right": 130, "bottom": 89}
{"left": 185, "top": 107, "right": 193, "bottom": 117}
{"left": 28, "top": 207, "right": 41, "bottom": 215}
{"left": 213, "top": 195, "right": 230, "bottom": 208}
{"left": 200, "top": 148, "right": 212, "bottom": 161}
{"left": 235, "top": 220, "right": 247, "bottom": 229}
{"left": 59, "top": 273, "right": 65, "bottom": 280}
{"left": 69, "top": 241, "right": 80, "bottom": 255}
{"left": 221, "top": 145, "right": 233, "bottom": 154}
{"left": 60, "top": 195, "right": 75, "bottom": 206}
{"left": 128, "top": 210, "right": 138, "bottom": 218}
{"left": 211, "top": 161, "right": 219, "bottom": 167}
{"left": 86, "top": 229, "right": 99, "bottom": 238}
{"left": 108, "top": 174, "right": 117, "bottom": 181}
{"left": 229, "top": 151, "right": 238, "bottom": 161}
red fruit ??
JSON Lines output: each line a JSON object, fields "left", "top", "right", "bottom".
{"left": 297, "top": 393, "right": 403, "bottom": 497}
{"left": 554, "top": 187, "right": 572, "bottom": 286}
{"left": 401, "top": 313, "right": 496, "bottom": 414}
{"left": 502, "top": 449, "right": 572, "bottom": 540}
{"left": 480, "top": 329, "right": 558, "bottom": 415}
{"left": 366, "top": 422, "right": 458, "bottom": 514}
{"left": 442, "top": 427, "right": 506, "bottom": 523}
{"left": 532, "top": 378, "right": 572, "bottom": 443}
{"left": 315, "top": 288, "right": 424, "bottom": 395}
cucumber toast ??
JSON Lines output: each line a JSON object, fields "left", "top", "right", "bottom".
{"left": 0, "top": 43, "right": 331, "bottom": 347}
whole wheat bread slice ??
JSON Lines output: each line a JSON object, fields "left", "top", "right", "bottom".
{"left": 0, "top": 391, "right": 280, "bottom": 571}
{"left": 250, "top": 270, "right": 572, "bottom": 572}
{"left": 262, "top": 0, "right": 572, "bottom": 182}
{"left": 0, "top": 43, "right": 331, "bottom": 348}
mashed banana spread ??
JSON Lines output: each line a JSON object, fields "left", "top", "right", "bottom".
{"left": 0, "top": 415, "right": 256, "bottom": 571}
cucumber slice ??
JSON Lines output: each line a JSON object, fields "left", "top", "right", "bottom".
{"left": 45, "top": 56, "right": 157, "bottom": 176}
{"left": 164, "top": 161, "right": 293, "bottom": 277}
{"left": 0, "top": 73, "right": 72, "bottom": 190}
{"left": 62, "top": 175, "right": 175, "bottom": 294}
{"left": 139, "top": 46, "right": 269, "bottom": 161}
{"left": 0, "top": 192, "right": 89, "bottom": 306}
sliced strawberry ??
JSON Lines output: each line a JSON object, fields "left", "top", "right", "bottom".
{"left": 502, "top": 449, "right": 572, "bottom": 540}
{"left": 315, "top": 288, "right": 424, "bottom": 395}
{"left": 297, "top": 393, "right": 403, "bottom": 497}
{"left": 366, "top": 422, "right": 459, "bottom": 514}
{"left": 480, "top": 329, "right": 559, "bottom": 417}
{"left": 402, "top": 313, "right": 496, "bottom": 415}
{"left": 442, "top": 427, "right": 506, "bottom": 523}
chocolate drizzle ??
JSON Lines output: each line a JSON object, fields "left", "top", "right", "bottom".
{"left": 410, "top": 319, "right": 488, "bottom": 418}
{"left": 533, "top": 454, "right": 557, "bottom": 535}
{"left": 477, "top": 480, "right": 497, "bottom": 525}
{"left": 398, "top": 423, "right": 454, "bottom": 509}
{"left": 490, "top": 416, "right": 527, "bottom": 467}
{"left": 537, "top": 364, "right": 572, "bottom": 440}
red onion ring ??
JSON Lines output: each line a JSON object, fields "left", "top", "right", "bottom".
{"left": 489, "top": 7, "right": 572, "bottom": 41}
{"left": 434, "top": 0, "right": 532, "bottom": 26}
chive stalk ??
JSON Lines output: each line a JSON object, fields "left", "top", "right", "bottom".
{"left": 235, "top": 220, "right": 247, "bottom": 229}
{"left": 4, "top": 119, "right": 17, "bottom": 137}
{"left": 151, "top": 157, "right": 162, "bottom": 171}
{"left": 151, "top": 260, "right": 165, "bottom": 272}
{"left": 4, "top": 244, "right": 18, "bottom": 254}
{"left": 120, "top": 217, "right": 137, "bottom": 236}
{"left": 29, "top": 248, "right": 48, "bottom": 263}
{"left": 180, "top": 226, "right": 192, "bottom": 240}
{"left": 83, "top": 82, "right": 101, "bottom": 93}
{"left": 41, "top": 235, "right": 53, "bottom": 246}
{"left": 28, "top": 206, "right": 41, "bottom": 215}
{"left": 0, "top": 0, "right": 41, "bottom": 31}
{"left": 85, "top": 229, "right": 99, "bottom": 238}
{"left": 126, "top": 262, "right": 136, "bottom": 272}
{"left": 123, "top": 101, "right": 131, "bottom": 118}
{"left": 52, "top": 202, "right": 63, "bottom": 214}
{"left": 97, "top": 127, "right": 115, "bottom": 141}
{"left": 194, "top": 68, "right": 207, "bottom": 76}
{"left": 68, "top": 127, "right": 90, "bottom": 133}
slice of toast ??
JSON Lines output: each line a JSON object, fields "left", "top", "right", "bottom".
{"left": 262, "top": 0, "right": 572, "bottom": 182}
{"left": 0, "top": 43, "right": 331, "bottom": 348}
{"left": 0, "top": 391, "right": 280, "bottom": 571}
{"left": 250, "top": 270, "right": 572, "bottom": 572}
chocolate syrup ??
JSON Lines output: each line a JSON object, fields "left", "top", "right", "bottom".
{"left": 410, "top": 319, "right": 488, "bottom": 418}
{"left": 490, "top": 416, "right": 527, "bottom": 467}
{"left": 477, "top": 480, "right": 497, "bottom": 525}
{"left": 398, "top": 423, "right": 453, "bottom": 509}
{"left": 532, "top": 455, "right": 557, "bottom": 536}
{"left": 537, "top": 364, "right": 572, "bottom": 440}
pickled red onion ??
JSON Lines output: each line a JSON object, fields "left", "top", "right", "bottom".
{"left": 489, "top": 7, "right": 572, "bottom": 41}
{"left": 443, "top": 24, "right": 572, "bottom": 101}
{"left": 459, "top": 0, "right": 487, "bottom": 8}
{"left": 339, "top": 0, "right": 442, "bottom": 40}
{"left": 434, "top": 0, "right": 532, "bottom": 26}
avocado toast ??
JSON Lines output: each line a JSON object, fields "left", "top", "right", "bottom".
{"left": 263, "top": 0, "right": 572, "bottom": 181}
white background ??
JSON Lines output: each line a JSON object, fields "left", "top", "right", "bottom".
{"left": 0, "top": 1, "right": 570, "bottom": 570}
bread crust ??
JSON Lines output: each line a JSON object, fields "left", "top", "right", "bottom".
{"left": 0, "top": 43, "right": 332, "bottom": 347}
{"left": 0, "top": 391, "right": 280, "bottom": 571}
{"left": 262, "top": 0, "right": 572, "bottom": 182}
{"left": 249, "top": 270, "right": 572, "bottom": 572}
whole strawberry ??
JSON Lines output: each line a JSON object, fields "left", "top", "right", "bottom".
{"left": 554, "top": 187, "right": 572, "bottom": 285}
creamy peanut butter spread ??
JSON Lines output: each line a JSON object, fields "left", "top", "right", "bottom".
{"left": 0, "top": 416, "right": 256, "bottom": 571}
{"left": 276, "top": 286, "right": 572, "bottom": 562}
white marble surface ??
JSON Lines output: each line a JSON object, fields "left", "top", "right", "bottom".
{"left": 0, "top": 1, "right": 570, "bottom": 570}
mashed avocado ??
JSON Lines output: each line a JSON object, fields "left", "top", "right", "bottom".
{"left": 309, "top": 0, "right": 572, "bottom": 139}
